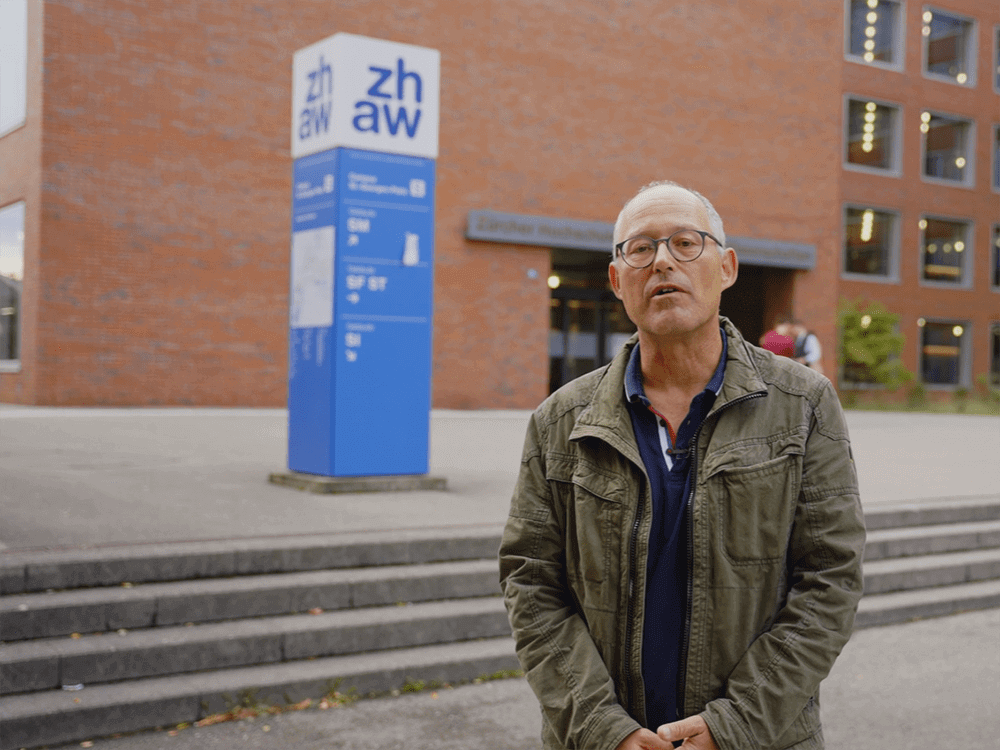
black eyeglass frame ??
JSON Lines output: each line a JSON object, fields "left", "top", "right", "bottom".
{"left": 614, "top": 229, "right": 725, "bottom": 268}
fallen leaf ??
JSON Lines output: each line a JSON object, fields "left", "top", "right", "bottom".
{"left": 308, "top": 607, "right": 323, "bottom": 615}
{"left": 288, "top": 699, "right": 312, "bottom": 711}
{"left": 195, "top": 714, "right": 231, "bottom": 727}
{"left": 80, "top": 742, "right": 94, "bottom": 748}
{"left": 73, "top": 698, "right": 81, "bottom": 704}
{"left": 70, "top": 633, "right": 81, "bottom": 640}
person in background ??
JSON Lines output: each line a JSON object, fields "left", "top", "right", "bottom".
{"left": 499, "top": 180, "right": 864, "bottom": 750}
{"left": 758, "top": 321, "right": 795, "bottom": 359}
{"left": 760, "top": 316, "right": 823, "bottom": 376}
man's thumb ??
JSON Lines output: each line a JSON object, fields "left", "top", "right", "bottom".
{"left": 657, "top": 716, "right": 702, "bottom": 742}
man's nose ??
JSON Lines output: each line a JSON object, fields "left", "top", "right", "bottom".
{"left": 651, "top": 240, "right": 675, "bottom": 271}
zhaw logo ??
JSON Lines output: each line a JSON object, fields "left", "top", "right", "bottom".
{"left": 352, "top": 58, "right": 423, "bottom": 138}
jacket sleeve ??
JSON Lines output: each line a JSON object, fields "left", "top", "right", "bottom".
{"left": 700, "top": 379, "right": 866, "bottom": 749}
{"left": 499, "top": 412, "right": 641, "bottom": 750}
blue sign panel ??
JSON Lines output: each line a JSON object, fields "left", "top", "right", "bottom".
{"left": 288, "top": 148, "right": 435, "bottom": 476}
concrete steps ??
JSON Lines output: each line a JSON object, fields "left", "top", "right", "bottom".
{"left": 2, "top": 499, "right": 999, "bottom": 749}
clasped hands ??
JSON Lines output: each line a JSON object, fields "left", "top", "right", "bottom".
{"left": 615, "top": 715, "right": 719, "bottom": 750}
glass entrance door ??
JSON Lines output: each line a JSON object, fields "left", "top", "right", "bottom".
{"left": 549, "top": 289, "right": 634, "bottom": 392}
{"left": 547, "top": 246, "right": 635, "bottom": 393}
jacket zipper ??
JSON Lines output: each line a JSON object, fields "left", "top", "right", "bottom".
{"left": 623, "top": 482, "right": 645, "bottom": 718}
{"left": 675, "top": 390, "right": 765, "bottom": 719}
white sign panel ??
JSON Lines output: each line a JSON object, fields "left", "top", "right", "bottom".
{"left": 290, "top": 226, "right": 335, "bottom": 329}
{"left": 292, "top": 33, "right": 440, "bottom": 159}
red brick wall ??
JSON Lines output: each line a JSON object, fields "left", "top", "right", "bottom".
{"left": 2, "top": 1, "right": 854, "bottom": 406}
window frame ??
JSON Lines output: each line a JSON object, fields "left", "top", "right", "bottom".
{"left": 993, "top": 124, "right": 1000, "bottom": 194}
{"left": 921, "top": 5, "right": 977, "bottom": 88}
{"left": 841, "top": 202, "right": 901, "bottom": 283}
{"left": 990, "top": 322, "right": 1000, "bottom": 388}
{"left": 844, "top": 0, "right": 906, "bottom": 72}
{"left": 920, "top": 108, "right": 975, "bottom": 188}
{"left": 918, "top": 214, "right": 974, "bottom": 290}
{"left": 991, "top": 224, "right": 1000, "bottom": 293}
{"left": 918, "top": 317, "right": 971, "bottom": 389}
{"left": 0, "top": 200, "right": 25, "bottom": 372}
{"left": 993, "top": 25, "right": 1000, "bottom": 94}
{"left": 843, "top": 95, "right": 904, "bottom": 176}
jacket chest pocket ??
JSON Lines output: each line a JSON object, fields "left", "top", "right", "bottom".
{"left": 707, "top": 453, "right": 801, "bottom": 566}
{"left": 550, "top": 460, "right": 628, "bottom": 615}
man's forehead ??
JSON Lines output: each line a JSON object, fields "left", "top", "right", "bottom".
{"left": 618, "top": 185, "right": 708, "bottom": 233}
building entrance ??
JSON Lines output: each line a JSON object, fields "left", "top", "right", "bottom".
{"left": 548, "top": 248, "right": 634, "bottom": 393}
{"left": 720, "top": 264, "right": 795, "bottom": 345}
{"left": 548, "top": 251, "right": 796, "bottom": 393}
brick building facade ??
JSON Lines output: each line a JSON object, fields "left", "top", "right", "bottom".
{"left": 1, "top": 1, "right": 997, "bottom": 407}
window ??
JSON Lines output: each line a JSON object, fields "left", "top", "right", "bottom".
{"left": 0, "top": 202, "right": 25, "bottom": 367}
{"left": 845, "top": 98, "right": 901, "bottom": 173}
{"left": 0, "top": 0, "right": 28, "bottom": 137}
{"left": 846, "top": 0, "right": 903, "bottom": 68}
{"left": 919, "top": 319, "right": 968, "bottom": 386}
{"left": 920, "top": 216, "right": 971, "bottom": 286}
{"left": 843, "top": 206, "right": 898, "bottom": 279}
{"left": 993, "top": 125, "right": 999, "bottom": 191}
{"left": 921, "top": 111, "right": 973, "bottom": 185}
{"left": 992, "top": 225, "right": 1000, "bottom": 291}
{"left": 995, "top": 26, "right": 1000, "bottom": 92}
{"left": 991, "top": 323, "right": 1000, "bottom": 387}
{"left": 922, "top": 7, "right": 976, "bottom": 86}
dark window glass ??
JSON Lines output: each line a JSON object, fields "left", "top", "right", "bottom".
{"left": 924, "top": 10, "right": 973, "bottom": 83}
{"left": 991, "top": 324, "right": 1000, "bottom": 387}
{"left": 921, "top": 321, "right": 965, "bottom": 385}
{"left": 922, "top": 218, "right": 969, "bottom": 284}
{"left": 844, "top": 207, "right": 894, "bottom": 276}
{"left": 993, "top": 126, "right": 1000, "bottom": 190}
{"left": 846, "top": 99, "right": 897, "bottom": 170}
{"left": 923, "top": 114, "right": 971, "bottom": 182}
{"left": 0, "top": 201, "right": 25, "bottom": 362}
{"left": 849, "top": 0, "right": 900, "bottom": 64}
{"left": 992, "top": 226, "right": 1000, "bottom": 289}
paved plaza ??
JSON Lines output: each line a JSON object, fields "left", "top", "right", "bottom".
{"left": 1, "top": 405, "right": 998, "bottom": 748}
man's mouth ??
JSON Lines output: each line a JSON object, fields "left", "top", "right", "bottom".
{"left": 652, "top": 286, "right": 680, "bottom": 297}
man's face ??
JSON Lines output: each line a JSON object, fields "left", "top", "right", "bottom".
{"left": 609, "top": 185, "right": 737, "bottom": 341}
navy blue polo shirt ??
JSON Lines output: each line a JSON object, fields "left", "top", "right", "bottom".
{"left": 624, "top": 330, "right": 727, "bottom": 729}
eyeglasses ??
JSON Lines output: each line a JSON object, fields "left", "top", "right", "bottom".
{"left": 614, "top": 229, "right": 724, "bottom": 268}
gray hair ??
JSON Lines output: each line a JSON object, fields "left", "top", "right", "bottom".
{"left": 612, "top": 180, "right": 727, "bottom": 260}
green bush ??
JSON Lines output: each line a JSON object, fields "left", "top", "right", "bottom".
{"left": 838, "top": 298, "right": 913, "bottom": 390}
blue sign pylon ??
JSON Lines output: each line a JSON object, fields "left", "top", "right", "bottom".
{"left": 286, "top": 34, "right": 440, "bottom": 478}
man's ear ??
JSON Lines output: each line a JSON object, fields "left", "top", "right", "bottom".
{"left": 720, "top": 248, "right": 738, "bottom": 291}
{"left": 608, "top": 260, "right": 623, "bottom": 299}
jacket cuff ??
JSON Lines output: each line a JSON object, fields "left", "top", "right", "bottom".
{"left": 577, "top": 704, "right": 642, "bottom": 750}
{"left": 700, "top": 700, "right": 759, "bottom": 750}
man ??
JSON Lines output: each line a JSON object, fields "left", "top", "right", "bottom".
{"left": 499, "top": 181, "right": 865, "bottom": 750}
{"left": 784, "top": 319, "right": 824, "bottom": 375}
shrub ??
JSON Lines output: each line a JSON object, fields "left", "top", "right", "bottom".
{"left": 838, "top": 298, "right": 913, "bottom": 390}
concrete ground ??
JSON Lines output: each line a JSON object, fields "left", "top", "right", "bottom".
{"left": 36, "top": 608, "right": 1000, "bottom": 750}
{"left": 1, "top": 406, "right": 998, "bottom": 551}
{"left": 1, "top": 405, "right": 998, "bottom": 748}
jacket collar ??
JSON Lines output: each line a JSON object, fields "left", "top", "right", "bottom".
{"left": 570, "top": 317, "right": 767, "bottom": 447}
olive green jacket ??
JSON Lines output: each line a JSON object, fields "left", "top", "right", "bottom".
{"left": 499, "top": 319, "right": 865, "bottom": 750}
